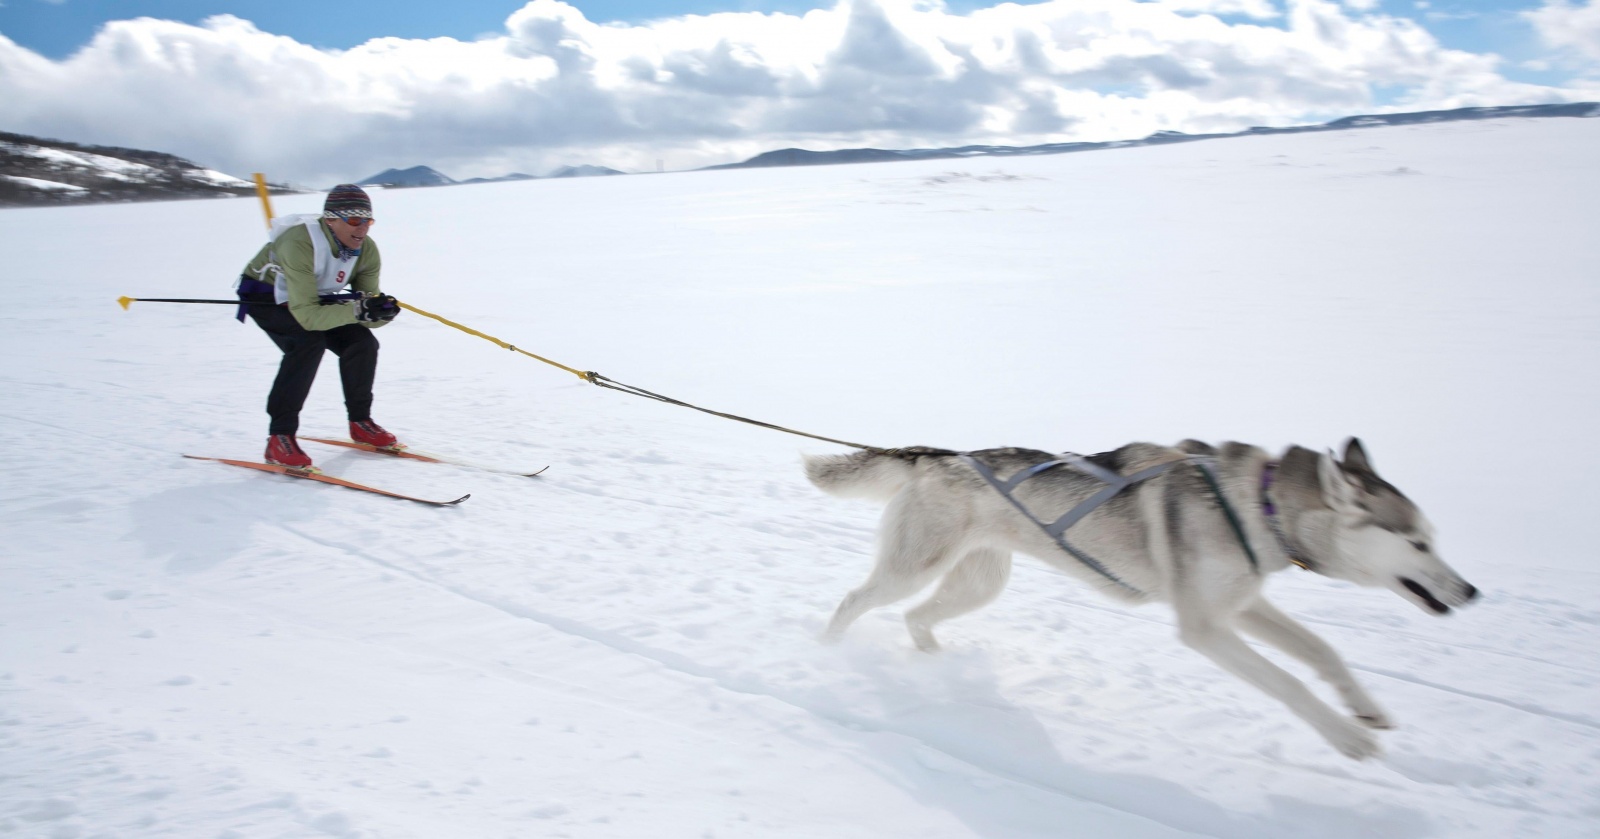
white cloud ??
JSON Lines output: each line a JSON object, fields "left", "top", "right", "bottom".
{"left": 1526, "top": 1, "right": 1600, "bottom": 64}
{"left": 1149, "top": 0, "right": 1280, "bottom": 16}
{"left": 0, "top": 0, "right": 1592, "bottom": 184}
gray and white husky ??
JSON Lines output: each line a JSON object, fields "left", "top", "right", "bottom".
{"left": 804, "top": 439, "right": 1478, "bottom": 759}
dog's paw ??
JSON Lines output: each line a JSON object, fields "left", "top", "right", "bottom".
{"left": 1321, "top": 718, "right": 1383, "bottom": 760}
{"left": 1341, "top": 689, "right": 1393, "bottom": 729}
{"left": 906, "top": 624, "right": 942, "bottom": 653}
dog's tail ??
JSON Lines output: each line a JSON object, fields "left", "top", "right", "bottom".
{"left": 803, "top": 449, "right": 920, "bottom": 501}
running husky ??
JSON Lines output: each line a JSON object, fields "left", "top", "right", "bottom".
{"left": 805, "top": 439, "right": 1478, "bottom": 759}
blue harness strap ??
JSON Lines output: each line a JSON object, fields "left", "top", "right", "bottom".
{"left": 1185, "top": 456, "right": 1261, "bottom": 574}
{"left": 959, "top": 451, "right": 1260, "bottom": 594}
{"left": 1046, "top": 455, "right": 1181, "bottom": 537}
{"left": 959, "top": 453, "right": 1162, "bottom": 594}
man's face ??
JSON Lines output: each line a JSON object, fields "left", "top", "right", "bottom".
{"left": 328, "top": 214, "right": 373, "bottom": 249}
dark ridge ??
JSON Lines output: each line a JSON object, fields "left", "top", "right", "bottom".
{"left": 702, "top": 102, "right": 1599, "bottom": 171}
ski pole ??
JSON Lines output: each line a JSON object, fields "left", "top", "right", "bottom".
{"left": 118, "top": 297, "right": 241, "bottom": 309}
{"left": 118, "top": 293, "right": 585, "bottom": 378}
{"left": 118, "top": 292, "right": 371, "bottom": 310}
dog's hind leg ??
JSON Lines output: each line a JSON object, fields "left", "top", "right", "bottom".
{"left": 904, "top": 547, "right": 1012, "bottom": 652}
{"left": 1177, "top": 610, "right": 1381, "bottom": 760}
{"left": 821, "top": 495, "right": 966, "bottom": 644}
{"left": 822, "top": 552, "right": 959, "bottom": 643}
{"left": 822, "top": 563, "right": 950, "bottom": 644}
{"left": 1235, "top": 598, "right": 1393, "bottom": 729}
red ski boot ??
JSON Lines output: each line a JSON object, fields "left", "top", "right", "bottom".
{"left": 265, "top": 434, "right": 314, "bottom": 469}
{"left": 350, "top": 419, "right": 400, "bottom": 450}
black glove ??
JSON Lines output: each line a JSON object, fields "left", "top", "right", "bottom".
{"left": 354, "top": 294, "right": 400, "bottom": 323}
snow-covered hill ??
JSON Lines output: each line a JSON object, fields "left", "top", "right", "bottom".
{"left": 546, "top": 165, "right": 625, "bottom": 178}
{"left": 362, "top": 164, "right": 625, "bottom": 188}
{"left": 1, "top": 116, "right": 1597, "bottom": 838}
{"left": 0, "top": 131, "right": 267, "bottom": 207}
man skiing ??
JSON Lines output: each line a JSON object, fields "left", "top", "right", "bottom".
{"left": 235, "top": 184, "right": 401, "bottom": 469}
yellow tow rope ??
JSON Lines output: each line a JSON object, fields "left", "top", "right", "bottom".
{"left": 384, "top": 297, "right": 878, "bottom": 448}
{"left": 393, "top": 300, "right": 591, "bottom": 382}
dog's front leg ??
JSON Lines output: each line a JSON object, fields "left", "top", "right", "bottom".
{"left": 1177, "top": 614, "right": 1381, "bottom": 760}
{"left": 1235, "top": 599, "right": 1393, "bottom": 729}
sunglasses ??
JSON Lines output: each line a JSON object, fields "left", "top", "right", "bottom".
{"left": 338, "top": 215, "right": 375, "bottom": 227}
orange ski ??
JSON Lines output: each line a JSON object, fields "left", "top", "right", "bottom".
{"left": 183, "top": 455, "right": 469, "bottom": 506}
{"left": 301, "top": 437, "right": 548, "bottom": 477}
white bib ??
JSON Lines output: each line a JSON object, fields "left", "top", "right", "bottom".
{"left": 262, "top": 214, "right": 361, "bottom": 304}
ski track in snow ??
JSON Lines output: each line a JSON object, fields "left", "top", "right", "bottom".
{"left": 3, "top": 117, "right": 1600, "bottom": 838}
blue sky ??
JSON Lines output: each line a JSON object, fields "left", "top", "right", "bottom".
{"left": 1, "top": 1, "right": 1594, "bottom": 184}
{"left": 0, "top": 1, "right": 980, "bottom": 56}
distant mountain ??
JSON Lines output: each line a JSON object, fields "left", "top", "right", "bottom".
{"left": 359, "top": 163, "right": 624, "bottom": 187}
{"left": 358, "top": 165, "right": 456, "bottom": 188}
{"left": 460, "top": 173, "right": 537, "bottom": 185}
{"left": 546, "top": 164, "right": 623, "bottom": 178}
{"left": 0, "top": 131, "right": 275, "bottom": 207}
{"left": 706, "top": 102, "right": 1600, "bottom": 171}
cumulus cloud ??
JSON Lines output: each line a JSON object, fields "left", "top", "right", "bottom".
{"left": 1526, "top": 1, "right": 1600, "bottom": 65}
{"left": 0, "top": 0, "right": 1591, "bottom": 184}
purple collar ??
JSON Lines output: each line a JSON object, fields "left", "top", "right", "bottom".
{"left": 1261, "top": 461, "right": 1312, "bottom": 571}
{"left": 1261, "top": 462, "right": 1280, "bottom": 516}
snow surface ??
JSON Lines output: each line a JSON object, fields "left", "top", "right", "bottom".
{"left": 2, "top": 117, "right": 1598, "bottom": 838}
{"left": 0, "top": 142, "right": 164, "bottom": 183}
{"left": 181, "top": 169, "right": 255, "bottom": 188}
{"left": 1, "top": 175, "right": 87, "bottom": 192}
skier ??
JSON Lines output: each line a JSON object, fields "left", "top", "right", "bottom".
{"left": 234, "top": 184, "right": 401, "bottom": 468}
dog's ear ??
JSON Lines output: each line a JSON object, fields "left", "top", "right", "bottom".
{"left": 1341, "top": 437, "right": 1374, "bottom": 474}
{"left": 1319, "top": 449, "right": 1360, "bottom": 510}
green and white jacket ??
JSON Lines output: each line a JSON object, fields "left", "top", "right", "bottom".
{"left": 239, "top": 214, "right": 386, "bottom": 332}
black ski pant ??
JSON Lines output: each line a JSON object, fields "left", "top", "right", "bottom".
{"left": 247, "top": 302, "right": 378, "bottom": 436}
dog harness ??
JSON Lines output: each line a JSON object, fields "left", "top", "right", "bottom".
{"left": 959, "top": 452, "right": 1261, "bottom": 595}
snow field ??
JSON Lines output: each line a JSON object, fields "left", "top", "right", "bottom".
{"left": 2, "top": 116, "right": 1599, "bottom": 837}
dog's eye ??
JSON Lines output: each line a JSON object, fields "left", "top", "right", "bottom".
{"left": 1409, "top": 540, "right": 1429, "bottom": 552}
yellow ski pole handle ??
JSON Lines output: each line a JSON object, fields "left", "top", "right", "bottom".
{"left": 394, "top": 300, "right": 592, "bottom": 382}
{"left": 253, "top": 174, "right": 274, "bottom": 229}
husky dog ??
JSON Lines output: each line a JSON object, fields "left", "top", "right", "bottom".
{"left": 805, "top": 439, "right": 1478, "bottom": 759}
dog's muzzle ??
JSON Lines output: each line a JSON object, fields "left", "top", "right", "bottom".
{"left": 1400, "top": 577, "right": 1480, "bottom": 615}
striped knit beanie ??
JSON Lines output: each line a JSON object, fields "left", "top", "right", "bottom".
{"left": 323, "top": 184, "right": 372, "bottom": 219}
